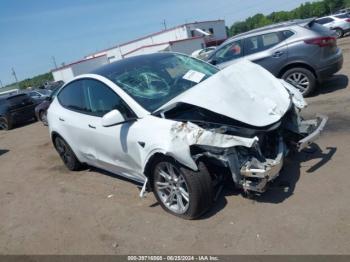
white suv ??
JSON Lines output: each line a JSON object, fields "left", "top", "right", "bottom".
{"left": 315, "top": 14, "right": 350, "bottom": 38}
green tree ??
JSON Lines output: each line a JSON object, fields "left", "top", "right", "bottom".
{"left": 16, "top": 72, "right": 53, "bottom": 90}
{"left": 323, "top": 0, "right": 345, "bottom": 13}
{"left": 228, "top": 0, "right": 349, "bottom": 37}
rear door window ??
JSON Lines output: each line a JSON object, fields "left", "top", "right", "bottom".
{"left": 58, "top": 80, "right": 90, "bottom": 113}
{"left": 244, "top": 32, "right": 284, "bottom": 55}
{"left": 282, "top": 30, "right": 295, "bottom": 39}
{"left": 261, "top": 32, "right": 283, "bottom": 49}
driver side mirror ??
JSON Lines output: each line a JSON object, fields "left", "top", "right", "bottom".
{"left": 102, "top": 109, "right": 126, "bottom": 127}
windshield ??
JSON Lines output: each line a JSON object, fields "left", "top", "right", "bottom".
{"left": 104, "top": 53, "right": 219, "bottom": 111}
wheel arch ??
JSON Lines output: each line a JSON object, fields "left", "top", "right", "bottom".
{"left": 50, "top": 131, "right": 84, "bottom": 164}
{"left": 143, "top": 150, "right": 199, "bottom": 189}
{"left": 278, "top": 62, "right": 318, "bottom": 79}
{"left": 37, "top": 109, "right": 44, "bottom": 120}
{"left": 331, "top": 27, "right": 343, "bottom": 31}
{"left": 51, "top": 131, "right": 61, "bottom": 145}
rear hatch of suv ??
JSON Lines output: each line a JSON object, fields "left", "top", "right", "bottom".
{"left": 303, "top": 20, "right": 338, "bottom": 56}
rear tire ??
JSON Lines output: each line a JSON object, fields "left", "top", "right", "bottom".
{"left": 334, "top": 28, "right": 344, "bottom": 38}
{"left": 54, "top": 136, "right": 84, "bottom": 171}
{"left": 152, "top": 156, "right": 213, "bottom": 219}
{"left": 39, "top": 110, "right": 48, "bottom": 126}
{"left": 0, "top": 117, "right": 12, "bottom": 130}
{"left": 282, "top": 67, "right": 316, "bottom": 97}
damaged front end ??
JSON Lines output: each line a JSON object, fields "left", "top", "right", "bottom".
{"left": 189, "top": 129, "right": 287, "bottom": 194}
{"left": 153, "top": 61, "right": 328, "bottom": 194}
{"left": 163, "top": 98, "right": 327, "bottom": 194}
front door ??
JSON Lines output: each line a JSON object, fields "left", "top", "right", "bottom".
{"left": 83, "top": 78, "right": 144, "bottom": 182}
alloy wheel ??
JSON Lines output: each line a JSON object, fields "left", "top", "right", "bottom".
{"left": 286, "top": 72, "right": 310, "bottom": 94}
{"left": 154, "top": 162, "right": 190, "bottom": 214}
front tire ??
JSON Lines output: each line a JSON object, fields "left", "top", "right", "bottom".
{"left": 152, "top": 157, "right": 213, "bottom": 219}
{"left": 282, "top": 67, "right": 316, "bottom": 97}
{"left": 54, "top": 136, "right": 84, "bottom": 171}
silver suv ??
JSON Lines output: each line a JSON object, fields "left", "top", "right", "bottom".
{"left": 315, "top": 14, "right": 350, "bottom": 38}
{"left": 207, "top": 19, "right": 343, "bottom": 96}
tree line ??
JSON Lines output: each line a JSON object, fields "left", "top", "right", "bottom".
{"left": 17, "top": 72, "right": 54, "bottom": 89}
{"left": 228, "top": 0, "right": 350, "bottom": 36}
{"left": 3, "top": 72, "right": 53, "bottom": 90}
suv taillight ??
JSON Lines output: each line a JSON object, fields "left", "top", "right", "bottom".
{"left": 304, "top": 37, "right": 336, "bottom": 47}
{"left": 346, "top": 18, "right": 350, "bottom": 23}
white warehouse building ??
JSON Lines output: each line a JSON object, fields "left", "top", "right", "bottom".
{"left": 52, "top": 55, "right": 109, "bottom": 83}
{"left": 52, "top": 20, "right": 227, "bottom": 83}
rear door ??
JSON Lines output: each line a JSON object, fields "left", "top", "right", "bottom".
{"left": 243, "top": 31, "right": 289, "bottom": 76}
{"left": 56, "top": 80, "right": 98, "bottom": 165}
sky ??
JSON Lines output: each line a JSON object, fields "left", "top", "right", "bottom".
{"left": 0, "top": 0, "right": 316, "bottom": 86}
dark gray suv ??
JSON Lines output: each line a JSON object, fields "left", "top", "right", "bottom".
{"left": 207, "top": 19, "right": 343, "bottom": 96}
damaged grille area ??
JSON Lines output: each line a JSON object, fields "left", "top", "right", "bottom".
{"left": 188, "top": 124, "right": 286, "bottom": 194}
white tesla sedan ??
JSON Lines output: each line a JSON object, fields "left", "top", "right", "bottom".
{"left": 48, "top": 53, "right": 327, "bottom": 219}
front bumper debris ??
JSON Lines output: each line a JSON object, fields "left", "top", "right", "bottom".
{"left": 240, "top": 137, "right": 285, "bottom": 193}
{"left": 297, "top": 114, "right": 328, "bottom": 152}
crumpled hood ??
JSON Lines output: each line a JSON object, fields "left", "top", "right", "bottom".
{"left": 159, "top": 59, "right": 291, "bottom": 127}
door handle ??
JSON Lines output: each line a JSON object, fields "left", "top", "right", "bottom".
{"left": 273, "top": 51, "right": 284, "bottom": 58}
{"left": 88, "top": 124, "right": 96, "bottom": 129}
{"left": 59, "top": 117, "right": 65, "bottom": 122}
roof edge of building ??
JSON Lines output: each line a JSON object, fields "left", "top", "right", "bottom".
{"left": 122, "top": 36, "right": 205, "bottom": 57}
{"left": 51, "top": 54, "right": 107, "bottom": 72}
{"left": 86, "top": 19, "right": 225, "bottom": 56}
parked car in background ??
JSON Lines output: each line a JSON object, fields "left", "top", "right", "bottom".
{"left": 335, "top": 8, "right": 350, "bottom": 15}
{"left": 48, "top": 53, "right": 327, "bottom": 219}
{"left": 35, "top": 87, "right": 60, "bottom": 125}
{"left": 0, "top": 93, "right": 37, "bottom": 130}
{"left": 206, "top": 19, "right": 343, "bottom": 96}
{"left": 315, "top": 14, "right": 350, "bottom": 38}
{"left": 25, "top": 89, "right": 51, "bottom": 103}
{"left": 191, "top": 46, "right": 216, "bottom": 60}
{"left": 44, "top": 80, "right": 65, "bottom": 91}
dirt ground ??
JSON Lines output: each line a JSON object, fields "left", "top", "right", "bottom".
{"left": 1, "top": 38, "right": 350, "bottom": 255}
